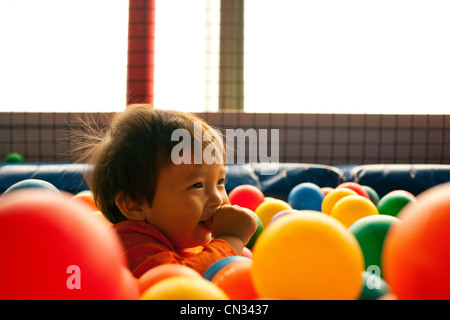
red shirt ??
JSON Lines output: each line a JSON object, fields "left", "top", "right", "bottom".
{"left": 113, "top": 220, "right": 238, "bottom": 278}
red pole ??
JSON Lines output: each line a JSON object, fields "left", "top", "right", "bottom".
{"left": 126, "top": 0, "right": 155, "bottom": 105}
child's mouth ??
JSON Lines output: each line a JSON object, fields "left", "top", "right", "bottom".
{"left": 199, "top": 217, "right": 213, "bottom": 231}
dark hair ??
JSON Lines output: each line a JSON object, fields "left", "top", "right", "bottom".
{"left": 73, "top": 104, "right": 224, "bottom": 223}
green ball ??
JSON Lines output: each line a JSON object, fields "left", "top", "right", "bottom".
{"left": 3, "top": 152, "right": 26, "bottom": 163}
{"left": 377, "top": 192, "right": 416, "bottom": 217}
{"left": 359, "top": 270, "right": 390, "bottom": 300}
{"left": 362, "top": 185, "right": 380, "bottom": 205}
{"left": 246, "top": 210, "right": 263, "bottom": 249}
{"left": 349, "top": 214, "right": 400, "bottom": 276}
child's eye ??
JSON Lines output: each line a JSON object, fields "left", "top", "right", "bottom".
{"left": 218, "top": 178, "right": 226, "bottom": 186}
{"left": 189, "top": 182, "right": 203, "bottom": 189}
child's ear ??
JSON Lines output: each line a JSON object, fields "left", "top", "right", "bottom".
{"left": 115, "top": 191, "right": 146, "bottom": 221}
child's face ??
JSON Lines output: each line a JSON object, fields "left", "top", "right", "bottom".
{"left": 141, "top": 162, "right": 229, "bottom": 249}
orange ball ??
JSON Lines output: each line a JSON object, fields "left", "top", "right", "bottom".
{"left": 383, "top": 182, "right": 450, "bottom": 299}
{"left": 211, "top": 260, "right": 258, "bottom": 300}
{"left": 71, "top": 190, "right": 99, "bottom": 212}
{"left": 138, "top": 264, "right": 201, "bottom": 293}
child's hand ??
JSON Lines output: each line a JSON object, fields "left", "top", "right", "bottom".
{"left": 208, "top": 204, "right": 259, "bottom": 255}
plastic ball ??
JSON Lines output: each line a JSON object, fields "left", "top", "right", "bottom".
{"left": 254, "top": 198, "right": 292, "bottom": 228}
{"left": 362, "top": 185, "right": 380, "bottom": 205}
{"left": 228, "top": 184, "right": 265, "bottom": 211}
{"left": 211, "top": 259, "right": 258, "bottom": 300}
{"left": 382, "top": 182, "right": 450, "bottom": 299}
{"left": 377, "top": 192, "right": 416, "bottom": 217}
{"left": 3, "top": 178, "right": 59, "bottom": 195}
{"left": 140, "top": 276, "right": 229, "bottom": 300}
{"left": 119, "top": 266, "right": 141, "bottom": 300}
{"left": 138, "top": 264, "right": 201, "bottom": 294}
{"left": 388, "top": 189, "right": 415, "bottom": 198}
{"left": 92, "top": 210, "right": 112, "bottom": 226}
{"left": 203, "top": 256, "right": 250, "bottom": 281}
{"left": 246, "top": 210, "right": 263, "bottom": 249}
{"left": 268, "top": 209, "right": 299, "bottom": 225}
{"left": 288, "top": 182, "right": 324, "bottom": 212}
{"left": 242, "top": 247, "right": 253, "bottom": 258}
{"left": 348, "top": 214, "right": 400, "bottom": 275}
{"left": 0, "top": 189, "right": 137, "bottom": 299}
{"left": 3, "top": 152, "right": 26, "bottom": 163}
{"left": 330, "top": 195, "right": 379, "bottom": 228}
{"left": 251, "top": 212, "right": 364, "bottom": 299}
{"left": 70, "top": 190, "right": 99, "bottom": 212}
{"left": 359, "top": 270, "right": 390, "bottom": 300}
{"left": 321, "top": 187, "right": 334, "bottom": 196}
{"left": 321, "top": 188, "right": 358, "bottom": 215}
{"left": 337, "top": 182, "right": 370, "bottom": 200}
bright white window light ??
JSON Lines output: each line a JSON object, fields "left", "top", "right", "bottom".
{"left": 0, "top": 0, "right": 128, "bottom": 112}
{"left": 245, "top": 0, "right": 450, "bottom": 114}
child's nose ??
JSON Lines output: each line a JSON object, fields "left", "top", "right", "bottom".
{"left": 207, "top": 187, "right": 225, "bottom": 208}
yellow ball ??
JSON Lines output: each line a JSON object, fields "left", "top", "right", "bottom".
{"left": 321, "top": 188, "right": 358, "bottom": 215}
{"left": 251, "top": 212, "right": 364, "bottom": 300}
{"left": 140, "top": 276, "right": 229, "bottom": 300}
{"left": 330, "top": 195, "right": 379, "bottom": 227}
{"left": 254, "top": 198, "right": 292, "bottom": 228}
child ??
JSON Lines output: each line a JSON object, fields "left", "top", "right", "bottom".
{"left": 76, "top": 104, "right": 258, "bottom": 278}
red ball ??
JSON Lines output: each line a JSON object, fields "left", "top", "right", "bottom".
{"left": 0, "top": 189, "right": 137, "bottom": 299}
{"left": 337, "top": 182, "right": 370, "bottom": 200}
{"left": 228, "top": 184, "right": 265, "bottom": 211}
{"left": 211, "top": 259, "right": 258, "bottom": 300}
{"left": 383, "top": 182, "right": 450, "bottom": 299}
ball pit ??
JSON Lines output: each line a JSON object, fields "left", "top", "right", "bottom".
{"left": 383, "top": 182, "right": 450, "bottom": 299}
{"left": 3, "top": 178, "right": 60, "bottom": 195}
{"left": 321, "top": 188, "right": 358, "bottom": 215}
{"left": 254, "top": 198, "right": 292, "bottom": 228}
{"left": 245, "top": 210, "right": 263, "bottom": 249}
{"left": 268, "top": 208, "right": 299, "bottom": 225}
{"left": 330, "top": 195, "right": 379, "bottom": 228}
{"left": 349, "top": 214, "right": 400, "bottom": 275}
{"left": 138, "top": 264, "right": 201, "bottom": 294}
{"left": 287, "top": 182, "right": 324, "bottom": 212}
{"left": 377, "top": 191, "right": 416, "bottom": 217}
{"left": 0, "top": 189, "right": 138, "bottom": 299}
{"left": 251, "top": 211, "right": 364, "bottom": 300}
{"left": 337, "top": 182, "right": 371, "bottom": 200}
{"left": 0, "top": 171, "right": 445, "bottom": 300}
{"left": 362, "top": 185, "right": 380, "bottom": 205}
{"left": 359, "top": 270, "right": 390, "bottom": 300}
{"left": 228, "top": 184, "right": 265, "bottom": 211}
{"left": 70, "top": 190, "right": 99, "bottom": 212}
{"left": 211, "top": 259, "right": 257, "bottom": 300}
{"left": 140, "top": 276, "right": 229, "bottom": 300}
{"left": 202, "top": 256, "right": 250, "bottom": 281}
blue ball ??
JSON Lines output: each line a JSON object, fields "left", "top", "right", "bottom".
{"left": 3, "top": 179, "right": 60, "bottom": 195}
{"left": 288, "top": 182, "right": 324, "bottom": 212}
{"left": 202, "top": 256, "right": 250, "bottom": 281}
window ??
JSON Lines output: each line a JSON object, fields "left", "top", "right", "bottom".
{"left": 0, "top": 0, "right": 128, "bottom": 112}
{"left": 1, "top": 0, "right": 449, "bottom": 114}
{"left": 245, "top": 0, "right": 450, "bottom": 114}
